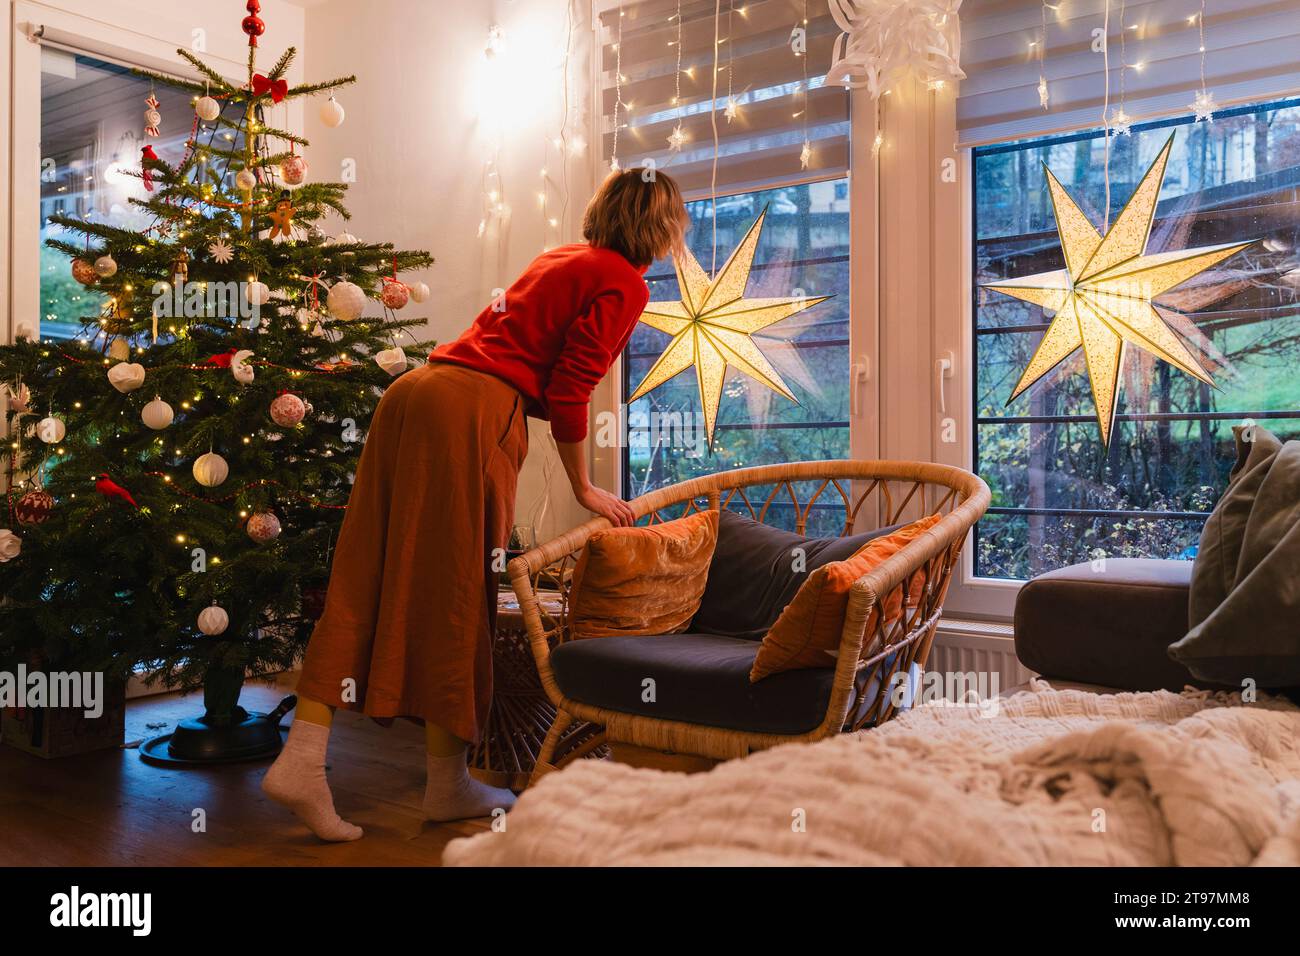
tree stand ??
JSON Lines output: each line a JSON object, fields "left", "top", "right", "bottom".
{"left": 139, "top": 667, "right": 296, "bottom": 766}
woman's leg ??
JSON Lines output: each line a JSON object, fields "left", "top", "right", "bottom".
{"left": 422, "top": 722, "right": 517, "bottom": 821}
{"left": 261, "top": 696, "right": 362, "bottom": 842}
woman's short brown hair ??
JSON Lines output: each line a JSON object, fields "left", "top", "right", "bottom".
{"left": 582, "top": 167, "right": 689, "bottom": 267}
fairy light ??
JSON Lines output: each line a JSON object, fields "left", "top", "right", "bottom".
{"left": 798, "top": 0, "right": 811, "bottom": 170}
{"left": 610, "top": 6, "right": 624, "bottom": 170}
{"left": 666, "top": 0, "right": 688, "bottom": 151}
{"left": 1189, "top": 1, "right": 1215, "bottom": 122}
{"left": 1036, "top": 1, "right": 1050, "bottom": 109}
{"left": 724, "top": 0, "right": 738, "bottom": 122}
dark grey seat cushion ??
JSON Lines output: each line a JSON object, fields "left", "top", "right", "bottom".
{"left": 691, "top": 510, "right": 898, "bottom": 641}
{"left": 1014, "top": 558, "right": 1226, "bottom": 692}
{"left": 551, "top": 632, "right": 841, "bottom": 735}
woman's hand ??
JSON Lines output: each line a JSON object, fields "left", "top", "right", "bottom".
{"left": 575, "top": 484, "right": 636, "bottom": 527}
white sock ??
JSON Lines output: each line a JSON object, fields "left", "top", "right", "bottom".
{"left": 261, "top": 720, "right": 363, "bottom": 842}
{"left": 423, "top": 750, "right": 518, "bottom": 822}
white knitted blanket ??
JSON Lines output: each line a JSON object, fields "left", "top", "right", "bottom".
{"left": 443, "top": 683, "right": 1300, "bottom": 866}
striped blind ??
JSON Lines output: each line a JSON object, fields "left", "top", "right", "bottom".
{"left": 958, "top": 0, "right": 1300, "bottom": 146}
{"left": 597, "top": 0, "right": 850, "bottom": 199}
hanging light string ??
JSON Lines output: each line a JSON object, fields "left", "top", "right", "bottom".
{"left": 710, "top": 0, "right": 722, "bottom": 273}
{"left": 611, "top": 6, "right": 624, "bottom": 170}
{"left": 1113, "top": 0, "right": 1130, "bottom": 135}
{"left": 1101, "top": 0, "right": 1112, "bottom": 229}
{"left": 1037, "top": 2, "right": 1049, "bottom": 109}
{"left": 1190, "top": 0, "right": 1214, "bottom": 121}
{"left": 725, "top": 0, "right": 736, "bottom": 121}
{"left": 668, "top": 0, "right": 685, "bottom": 150}
{"left": 798, "top": 0, "right": 811, "bottom": 170}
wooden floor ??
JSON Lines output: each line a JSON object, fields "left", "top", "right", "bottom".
{"left": 0, "top": 673, "right": 489, "bottom": 866}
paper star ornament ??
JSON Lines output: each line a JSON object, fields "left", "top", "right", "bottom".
{"left": 628, "top": 206, "right": 831, "bottom": 446}
{"left": 982, "top": 134, "right": 1253, "bottom": 445}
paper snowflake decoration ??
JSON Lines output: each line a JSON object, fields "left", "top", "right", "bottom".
{"left": 208, "top": 238, "right": 234, "bottom": 264}
{"left": 1107, "top": 108, "right": 1132, "bottom": 137}
{"left": 799, "top": 138, "right": 812, "bottom": 170}
{"left": 724, "top": 97, "right": 739, "bottom": 122}
{"left": 667, "top": 124, "right": 688, "bottom": 152}
{"left": 1190, "top": 90, "right": 1216, "bottom": 123}
{"left": 1037, "top": 76, "right": 1050, "bottom": 110}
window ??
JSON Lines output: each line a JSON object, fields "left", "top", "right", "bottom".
{"left": 622, "top": 179, "right": 850, "bottom": 518}
{"left": 973, "top": 98, "right": 1300, "bottom": 580}
{"left": 598, "top": 0, "right": 852, "bottom": 527}
{"left": 40, "top": 51, "right": 196, "bottom": 340}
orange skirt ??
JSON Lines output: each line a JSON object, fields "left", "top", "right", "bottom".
{"left": 296, "top": 362, "right": 528, "bottom": 742}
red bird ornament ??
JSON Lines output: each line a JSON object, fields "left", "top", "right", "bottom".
{"left": 95, "top": 474, "right": 139, "bottom": 509}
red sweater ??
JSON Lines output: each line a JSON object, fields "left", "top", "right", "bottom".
{"left": 430, "top": 244, "right": 649, "bottom": 442}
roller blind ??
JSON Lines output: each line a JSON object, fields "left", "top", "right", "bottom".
{"left": 958, "top": 0, "right": 1300, "bottom": 146}
{"left": 597, "top": 0, "right": 850, "bottom": 199}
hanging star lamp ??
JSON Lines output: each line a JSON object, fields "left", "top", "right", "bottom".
{"left": 628, "top": 206, "right": 831, "bottom": 446}
{"left": 983, "top": 133, "right": 1253, "bottom": 445}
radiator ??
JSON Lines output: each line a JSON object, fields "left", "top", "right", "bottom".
{"left": 928, "top": 618, "right": 1036, "bottom": 690}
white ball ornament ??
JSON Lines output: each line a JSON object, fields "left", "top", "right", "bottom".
{"left": 36, "top": 416, "right": 66, "bottom": 444}
{"left": 142, "top": 397, "right": 174, "bottom": 430}
{"left": 198, "top": 604, "right": 229, "bottom": 636}
{"left": 409, "top": 281, "right": 430, "bottom": 304}
{"left": 231, "top": 350, "right": 256, "bottom": 385}
{"left": 246, "top": 512, "right": 282, "bottom": 544}
{"left": 327, "top": 280, "right": 367, "bottom": 321}
{"left": 193, "top": 452, "right": 229, "bottom": 488}
{"left": 245, "top": 280, "right": 271, "bottom": 306}
{"left": 94, "top": 254, "right": 118, "bottom": 278}
{"left": 235, "top": 169, "right": 257, "bottom": 191}
{"left": 107, "top": 362, "right": 146, "bottom": 393}
{"left": 374, "top": 347, "right": 408, "bottom": 377}
{"left": 195, "top": 95, "right": 221, "bottom": 122}
{"left": 270, "top": 392, "right": 307, "bottom": 427}
{"left": 319, "top": 96, "right": 345, "bottom": 128}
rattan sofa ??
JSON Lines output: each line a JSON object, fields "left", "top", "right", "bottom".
{"left": 507, "top": 460, "right": 991, "bottom": 784}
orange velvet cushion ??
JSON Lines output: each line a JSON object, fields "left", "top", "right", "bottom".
{"left": 569, "top": 510, "right": 719, "bottom": 639}
{"left": 749, "top": 514, "right": 942, "bottom": 682}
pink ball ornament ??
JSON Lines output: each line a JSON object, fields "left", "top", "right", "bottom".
{"left": 246, "top": 511, "right": 282, "bottom": 544}
{"left": 381, "top": 279, "right": 409, "bottom": 310}
{"left": 280, "top": 154, "right": 308, "bottom": 186}
{"left": 270, "top": 392, "right": 307, "bottom": 428}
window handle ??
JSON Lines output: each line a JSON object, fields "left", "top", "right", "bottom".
{"left": 850, "top": 356, "right": 871, "bottom": 418}
{"left": 935, "top": 350, "right": 954, "bottom": 415}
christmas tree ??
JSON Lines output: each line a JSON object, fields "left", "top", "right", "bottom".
{"left": 0, "top": 3, "right": 433, "bottom": 746}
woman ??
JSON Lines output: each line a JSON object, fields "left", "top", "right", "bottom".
{"left": 263, "top": 169, "right": 689, "bottom": 841}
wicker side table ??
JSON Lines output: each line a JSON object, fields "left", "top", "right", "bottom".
{"left": 466, "top": 589, "right": 605, "bottom": 789}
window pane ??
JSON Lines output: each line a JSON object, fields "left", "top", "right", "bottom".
{"left": 973, "top": 98, "right": 1300, "bottom": 580}
{"left": 40, "top": 53, "right": 207, "bottom": 340}
{"left": 622, "top": 179, "right": 850, "bottom": 506}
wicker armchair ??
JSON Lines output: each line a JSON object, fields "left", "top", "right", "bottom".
{"left": 508, "top": 460, "right": 990, "bottom": 784}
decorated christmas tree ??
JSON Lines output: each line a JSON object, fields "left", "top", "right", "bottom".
{"left": 0, "top": 2, "right": 432, "bottom": 758}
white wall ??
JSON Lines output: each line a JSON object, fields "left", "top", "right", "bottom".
{"left": 303, "top": 0, "right": 595, "bottom": 541}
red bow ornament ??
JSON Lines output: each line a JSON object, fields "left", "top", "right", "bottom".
{"left": 251, "top": 74, "right": 289, "bottom": 104}
{"left": 140, "top": 145, "right": 160, "bottom": 192}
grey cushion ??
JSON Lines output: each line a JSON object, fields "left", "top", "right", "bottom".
{"left": 690, "top": 510, "right": 898, "bottom": 641}
{"left": 1171, "top": 426, "right": 1300, "bottom": 687}
{"left": 551, "top": 632, "right": 857, "bottom": 735}
{"left": 1014, "top": 558, "right": 1219, "bottom": 692}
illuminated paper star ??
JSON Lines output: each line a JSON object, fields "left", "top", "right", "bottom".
{"left": 628, "top": 206, "right": 831, "bottom": 445}
{"left": 667, "top": 124, "right": 688, "bottom": 151}
{"left": 982, "top": 134, "right": 1253, "bottom": 446}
